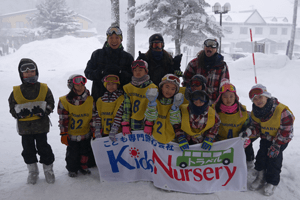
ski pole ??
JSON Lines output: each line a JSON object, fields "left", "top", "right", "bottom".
{"left": 250, "top": 29, "right": 257, "bottom": 84}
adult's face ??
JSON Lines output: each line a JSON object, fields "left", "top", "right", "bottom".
{"left": 107, "top": 33, "right": 122, "bottom": 49}
{"left": 204, "top": 46, "right": 217, "bottom": 57}
{"left": 152, "top": 40, "right": 163, "bottom": 51}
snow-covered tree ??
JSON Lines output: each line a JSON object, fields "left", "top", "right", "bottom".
{"left": 127, "top": 0, "right": 136, "bottom": 58}
{"left": 32, "top": 0, "right": 81, "bottom": 38}
{"left": 135, "top": 0, "right": 223, "bottom": 55}
{"left": 111, "top": 0, "right": 120, "bottom": 26}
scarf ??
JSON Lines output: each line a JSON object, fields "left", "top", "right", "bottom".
{"left": 203, "top": 53, "right": 217, "bottom": 68}
{"left": 252, "top": 98, "right": 273, "bottom": 119}
{"left": 220, "top": 103, "right": 238, "bottom": 114}
{"left": 131, "top": 75, "right": 150, "bottom": 86}
{"left": 151, "top": 50, "right": 163, "bottom": 61}
{"left": 23, "top": 75, "right": 38, "bottom": 84}
{"left": 188, "top": 101, "right": 209, "bottom": 115}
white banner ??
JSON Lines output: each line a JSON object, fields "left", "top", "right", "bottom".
{"left": 91, "top": 131, "right": 247, "bottom": 194}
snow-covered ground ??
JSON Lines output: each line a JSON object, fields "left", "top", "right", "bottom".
{"left": 0, "top": 36, "right": 299, "bottom": 200}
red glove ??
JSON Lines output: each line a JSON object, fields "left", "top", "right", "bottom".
{"left": 121, "top": 121, "right": 131, "bottom": 135}
{"left": 60, "top": 132, "right": 69, "bottom": 146}
{"left": 144, "top": 121, "right": 154, "bottom": 136}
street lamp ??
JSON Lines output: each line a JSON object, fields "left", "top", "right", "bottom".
{"left": 212, "top": 2, "right": 231, "bottom": 53}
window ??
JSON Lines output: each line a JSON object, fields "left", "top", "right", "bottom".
{"left": 240, "top": 27, "right": 248, "bottom": 34}
{"left": 16, "top": 21, "right": 25, "bottom": 28}
{"left": 270, "top": 28, "right": 277, "bottom": 35}
{"left": 2, "top": 22, "right": 11, "bottom": 28}
{"left": 282, "top": 28, "right": 288, "bottom": 35}
{"left": 224, "top": 27, "right": 233, "bottom": 34}
{"left": 255, "top": 27, "right": 263, "bottom": 35}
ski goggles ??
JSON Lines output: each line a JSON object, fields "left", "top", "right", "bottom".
{"left": 161, "top": 74, "right": 180, "bottom": 85}
{"left": 220, "top": 84, "right": 236, "bottom": 93}
{"left": 20, "top": 63, "right": 36, "bottom": 73}
{"left": 190, "top": 80, "right": 202, "bottom": 87}
{"left": 204, "top": 39, "right": 218, "bottom": 48}
{"left": 106, "top": 26, "right": 122, "bottom": 36}
{"left": 152, "top": 41, "right": 163, "bottom": 48}
{"left": 191, "top": 91, "right": 208, "bottom": 103}
{"left": 249, "top": 88, "right": 264, "bottom": 99}
{"left": 131, "top": 60, "right": 148, "bottom": 71}
{"left": 72, "top": 76, "right": 87, "bottom": 85}
{"left": 103, "top": 75, "right": 120, "bottom": 83}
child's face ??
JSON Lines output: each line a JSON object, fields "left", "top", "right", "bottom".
{"left": 73, "top": 83, "right": 85, "bottom": 95}
{"left": 191, "top": 84, "right": 202, "bottom": 92}
{"left": 221, "top": 91, "right": 236, "bottom": 106}
{"left": 22, "top": 70, "right": 36, "bottom": 78}
{"left": 253, "top": 95, "right": 268, "bottom": 108}
{"left": 133, "top": 67, "right": 147, "bottom": 78}
{"left": 161, "top": 82, "right": 176, "bottom": 99}
{"left": 106, "top": 82, "right": 118, "bottom": 93}
{"left": 107, "top": 34, "right": 121, "bottom": 49}
{"left": 193, "top": 99, "right": 205, "bottom": 107}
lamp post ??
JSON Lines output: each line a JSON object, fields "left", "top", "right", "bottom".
{"left": 212, "top": 2, "right": 231, "bottom": 53}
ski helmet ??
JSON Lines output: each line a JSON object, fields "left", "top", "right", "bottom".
{"left": 67, "top": 74, "right": 86, "bottom": 90}
{"left": 149, "top": 33, "right": 164, "bottom": 49}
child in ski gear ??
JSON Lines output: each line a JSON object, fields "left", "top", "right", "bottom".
{"left": 180, "top": 89, "right": 220, "bottom": 150}
{"left": 144, "top": 74, "right": 185, "bottom": 150}
{"left": 248, "top": 84, "right": 294, "bottom": 196}
{"left": 57, "top": 74, "right": 97, "bottom": 177}
{"left": 182, "top": 38, "right": 230, "bottom": 105}
{"left": 122, "top": 60, "right": 157, "bottom": 133}
{"left": 213, "top": 79, "right": 255, "bottom": 166}
{"left": 8, "top": 58, "right": 55, "bottom": 184}
{"left": 95, "top": 74, "right": 124, "bottom": 142}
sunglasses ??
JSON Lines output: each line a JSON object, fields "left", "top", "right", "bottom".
{"left": 106, "top": 27, "right": 122, "bottom": 36}
{"left": 162, "top": 74, "right": 180, "bottom": 85}
{"left": 220, "top": 84, "right": 236, "bottom": 93}
{"left": 190, "top": 80, "right": 202, "bottom": 87}
{"left": 73, "top": 76, "right": 87, "bottom": 85}
{"left": 103, "top": 75, "right": 120, "bottom": 83}
{"left": 132, "top": 60, "right": 148, "bottom": 70}
{"left": 191, "top": 91, "right": 208, "bottom": 103}
{"left": 20, "top": 63, "right": 36, "bottom": 73}
{"left": 249, "top": 88, "right": 264, "bottom": 99}
{"left": 204, "top": 39, "right": 218, "bottom": 48}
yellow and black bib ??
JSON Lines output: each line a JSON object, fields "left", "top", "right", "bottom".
{"left": 152, "top": 101, "right": 175, "bottom": 144}
{"left": 96, "top": 95, "right": 124, "bottom": 135}
{"left": 123, "top": 83, "right": 157, "bottom": 120}
{"left": 13, "top": 83, "right": 48, "bottom": 121}
{"left": 251, "top": 103, "right": 294, "bottom": 137}
{"left": 181, "top": 104, "right": 215, "bottom": 138}
{"left": 59, "top": 96, "right": 93, "bottom": 136}
{"left": 217, "top": 105, "right": 248, "bottom": 140}
{"left": 178, "top": 87, "right": 189, "bottom": 104}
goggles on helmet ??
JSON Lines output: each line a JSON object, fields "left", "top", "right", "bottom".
{"left": 191, "top": 91, "right": 208, "bottom": 103}
{"left": 20, "top": 63, "right": 36, "bottom": 73}
{"left": 249, "top": 88, "right": 264, "bottom": 99}
{"left": 220, "top": 84, "right": 236, "bottom": 93}
{"left": 190, "top": 80, "right": 202, "bottom": 87}
{"left": 72, "top": 76, "right": 87, "bottom": 85}
{"left": 161, "top": 74, "right": 180, "bottom": 85}
{"left": 204, "top": 39, "right": 218, "bottom": 48}
{"left": 103, "top": 75, "right": 120, "bottom": 83}
{"left": 132, "top": 60, "right": 148, "bottom": 71}
{"left": 106, "top": 26, "right": 122, "bottom": 36}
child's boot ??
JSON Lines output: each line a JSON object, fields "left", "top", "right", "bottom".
{"left": 250, "top": 170, "right": 265, "bottom": 190}
{"left": 27, "top": 163, "right": 39, "bottom": 184}
{"left": 79, "top": 155, "right": 91, "bottom": 175}
{"left": 43, "top": 163, "right": 55, "bottom": 184}
{"left": 263, "top": 183, "right": 277, "bottom": 196}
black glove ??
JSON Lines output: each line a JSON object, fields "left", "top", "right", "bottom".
{"left": 138, "top": 51, "right": 147, "bottom": 61}
{"left": 32, "top": 106, "right": 45, "bottom": 117}
{"left": 17, "top": 108, "right": 31, "bottom": 119}
{"left": 173, "top": 54, "right": 183, "bottom": 70}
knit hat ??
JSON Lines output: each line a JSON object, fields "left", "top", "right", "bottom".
{"left": 187, "top": 74, "right": 207, "bottom": 90}
{"left": 149, "top": 33, "right": 164, "bottom": 49}
{"left": 131, "top": 60, "right": 148, "bottom": 73}
{"left": 249, "top": 84, "right": 272, "bottom": 101}
{"left": 214, "top": 78, "right": 239, "bottom": 105}
{"left": 159, "top": 74, "right": 180, "bottom": 93}
{"left": 106, "top": 25, "right": 123, "bottom": 41}
{"left": 103, "top": 74, "right": 120, "bottom": 88}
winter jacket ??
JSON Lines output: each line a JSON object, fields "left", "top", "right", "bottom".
{"left": 183, "top": 50, "right": 230, "bottom": 104}
{"left": 84, "top": 42, "right": 134, "bottom": 101}
{"left": 137, "top": 49, "right": 180, "bottom": 86}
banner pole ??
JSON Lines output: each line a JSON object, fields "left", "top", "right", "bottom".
{"left": 250, "top": 29, "right": 257, "bottom": 84}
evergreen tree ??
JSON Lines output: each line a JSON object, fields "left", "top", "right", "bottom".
{"left": 135, "top": 0, "right": 223, "bottom": 55}
{"left": 33, "top": 0, "right": 81, "bottom": 38}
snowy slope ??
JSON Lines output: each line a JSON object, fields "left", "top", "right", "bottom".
{"left": 0, "top": 36, "right": 299, "bottom": 200}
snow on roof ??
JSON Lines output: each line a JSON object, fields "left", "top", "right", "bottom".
{"left": 0, "top": 9, "right": 37, "bottom": 17}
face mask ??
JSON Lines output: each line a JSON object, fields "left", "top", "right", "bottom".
{"left": 23, "top": 75, "right": 38, "bottom": 83}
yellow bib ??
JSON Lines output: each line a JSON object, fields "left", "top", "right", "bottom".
{"left": 217, "top": 105, "right": 248, "bottom": 140}
{"left": 178, "top": 87, "right": 189, "bottom": 104}
{"left": 59, "top": 96, "right": 93, "bottom": 136}
{"left": 152, "top": 101, "right": 175, "bottom": 144}
{"left": 251, "top": 103, "right": 294, "bottom": 137}
{"left": 13, "top": 83, "right": 48, "bottom": 121}
{"left": 181, "top": 104, "right": 215, "bottom": 137}
{"left": 123, "top": 83, "right": 157, "bottom": 120}
{"left": 96, "top": 95, "right": 124, "bottom": 135}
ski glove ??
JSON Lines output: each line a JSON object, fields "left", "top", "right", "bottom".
{"left": 138, "top": 51, "right": 147, "bottom": 61}
{"left": 171, "top": 93, "right": 184, "bottom": 111}
{"left": 146, "top": 88, "right": 158, "bottom": 107}
{"left": 178, "top": 135, "right": 189, "bottom": 151}
{"left": 109, "top": 125, "right": 119, "bottom": 142}
{"left": 144, "top": 121, "right": 154, "bottom": 136}
{"left": 174, "top": 70, "right": 183, "bottom": 77}
{"left": 239, "top": 128, "right": 252, "bottom": 139}
{"left": 32, "top": 106, "right": 45, "bottom": 117}
{"left": 121, "top": 121, "right": 132, "bottom": 135}
{"left": 173, "top": 54, "right": 183, "bottom": 71}
{"left": 60, "top": 132, "right": 69, "bottom": 146}
{"left": 201, "top": 137, "right": 214, "bottom": 151}
{"left": 17, "top": 108, "right": 31, "bottom": 119}
{"left": 267, "top": 143, "right": 280, "bottom": 158}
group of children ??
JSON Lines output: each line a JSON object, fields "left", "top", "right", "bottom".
{"left": 9, "top": 58, "right": 294, "bottom": 197}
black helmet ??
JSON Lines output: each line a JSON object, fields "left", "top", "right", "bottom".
{"left": 149, "top": 33, "right": 164, "bottom": 49}
{"left": 187, "top": 74, "right": 207, "bottom": 90}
